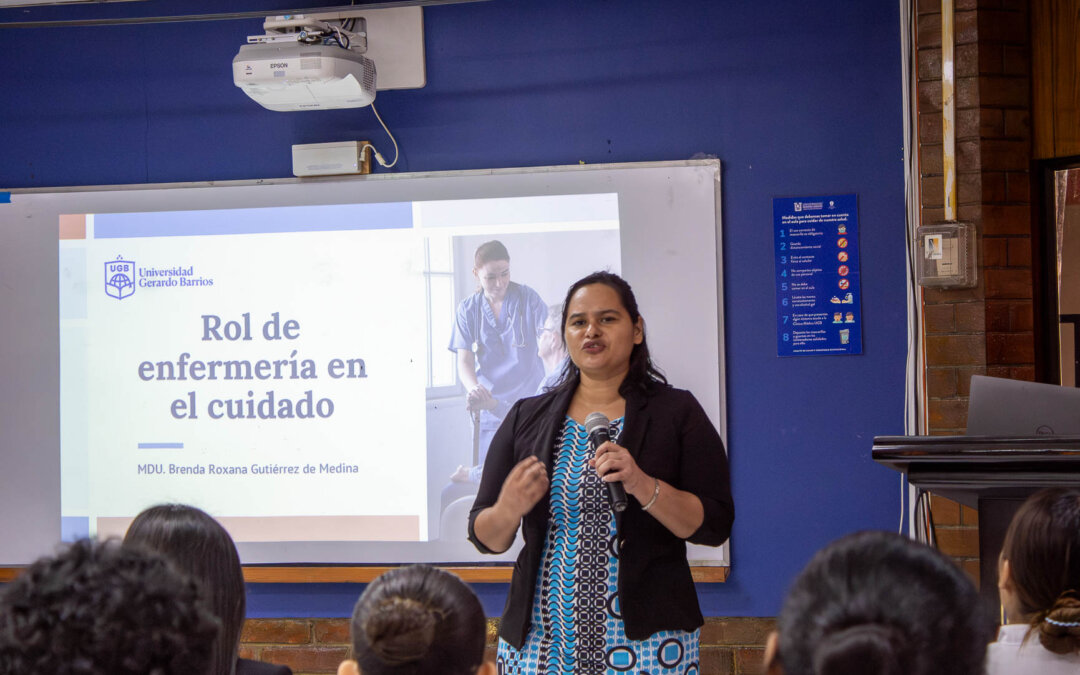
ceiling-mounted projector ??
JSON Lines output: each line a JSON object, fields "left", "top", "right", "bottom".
{"left": 233, "top": 43, "right": 375, "bottom": 111}
{"left": 233, "top": 13, "right": 376, "bottom": 112}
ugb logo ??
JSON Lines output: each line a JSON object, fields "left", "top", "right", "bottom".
{"left": 105, "top": 257, "right": 136, "bottom": 300}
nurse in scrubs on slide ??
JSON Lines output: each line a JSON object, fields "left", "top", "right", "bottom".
{"left": 448, "top": 240, "right": 547, "bottom": 484}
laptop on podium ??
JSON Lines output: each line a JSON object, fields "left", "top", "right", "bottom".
{"left": 966, "top": 375, "right": 1080, "bottom": 436}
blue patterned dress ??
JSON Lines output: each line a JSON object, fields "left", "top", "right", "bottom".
{"left": 496, "top": 417, "right": 700, "bottom": 675}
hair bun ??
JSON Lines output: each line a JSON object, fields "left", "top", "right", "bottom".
{"left": 812, "top": 624, "right": 905, "bottom": 675}
{"left": 363, "top": 596, "right": 439, "bottom": 664}
{"left": 1039, "top": 592, "right": 1080, "bottom": 655}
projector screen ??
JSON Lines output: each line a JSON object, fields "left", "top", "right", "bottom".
{"left": 1, "top": 160, "right": 726, "bottom": 566}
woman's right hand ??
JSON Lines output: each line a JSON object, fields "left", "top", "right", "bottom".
{"left": 473, "top": 456, "right": 548, "bottom": 553}
{"left": 494, "top": 455, "right": 549, "bottom": 520}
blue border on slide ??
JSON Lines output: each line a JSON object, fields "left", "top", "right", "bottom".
{"left": 61, "top": 516, "right": 89, "bottom": 542}
{"left": 93, "top": 202, "right": 413, "bottom": 238}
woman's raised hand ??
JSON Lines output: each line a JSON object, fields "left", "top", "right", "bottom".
{"left": 473, "top": 455, "right": 548, "bottom": 553}
{"left": 494, "top": 456, "right": 549, "bottom": 520}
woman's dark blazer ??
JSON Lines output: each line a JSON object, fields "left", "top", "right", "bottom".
{"left": 467, "top": 379, "right": 734, "bottom": 648}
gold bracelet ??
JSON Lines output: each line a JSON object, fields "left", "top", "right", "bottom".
{"left": 640, "top": 477, "right": 661, "bottom": 512}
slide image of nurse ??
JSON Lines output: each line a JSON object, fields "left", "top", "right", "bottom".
{"left": 448, "top": 240, "right": 547, "bottom": 484}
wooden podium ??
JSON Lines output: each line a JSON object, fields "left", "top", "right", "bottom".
{"left": 872, "top": 435, "right": 1080, "bottom": 613}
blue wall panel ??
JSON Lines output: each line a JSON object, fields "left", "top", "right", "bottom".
{"left": 1, "top": 0, "right": 907, "bottom": 618}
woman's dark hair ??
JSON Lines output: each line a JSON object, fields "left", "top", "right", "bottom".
{"left": 0, "top": 538, "right": 218, "bottom": 675}
{"left": 473, "top": 240, "right": 509, "bottom": 268}
{"left": 775, "top": 530, "right": 990, "bottom": 675}
{"left": 123, "top": 504, "right": 245, "bottom": 675}
{"left": 351, "top": 565, "right": 486, "bottom": 675}
{"left": 552, "top": 271, "right": 667, "bottom": 395}
{"left": 1001, "top": 487, "right": 1080, "bottom": 654}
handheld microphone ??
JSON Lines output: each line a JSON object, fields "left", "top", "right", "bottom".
{"left": 584, "top": 411, "right": 627, "bottom": 512}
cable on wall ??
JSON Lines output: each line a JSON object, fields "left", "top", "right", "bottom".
{"left": 361, "top": 102, "right": 400, "bottom": 169}
{"left": 899, "top": 0, "right": 924, "bottom": 536}
{"left": 913, "top": 489, "right": 938, "bottom": 547}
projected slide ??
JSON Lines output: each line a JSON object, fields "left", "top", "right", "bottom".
{"left": 59, "top": 194, "right": 620, "bottom": 558}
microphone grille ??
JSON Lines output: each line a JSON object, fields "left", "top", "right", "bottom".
{"left": 584, "top": 412, "right": 610, "bottom": 435}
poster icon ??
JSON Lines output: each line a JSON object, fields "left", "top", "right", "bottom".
{"left": 837, "top": 237, "right": 848, "bottom": 248}
{"left": 838, "top": 278, "right": 850, "bottom": 290}
{"left": 838, "top": 251, "right": 848, "bottom": 262}
{"left": 924, "top": 234, "right": 943, "bottom": 260}
{"left": 105, "top": 257, "right": 136, "bottom": 300}
{"left": 839, "top": 329, "right": 850, "bottom": 344}
{"left": 838, "top": 265, "right": 850, "bottom": 277}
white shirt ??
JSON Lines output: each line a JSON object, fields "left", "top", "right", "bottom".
{"left": 986, "top": 623, "right": 1080, "bottom": 675}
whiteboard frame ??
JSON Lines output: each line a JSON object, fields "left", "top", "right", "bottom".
{"left": 0, "top": 159, "right": 728, "bottom": 569}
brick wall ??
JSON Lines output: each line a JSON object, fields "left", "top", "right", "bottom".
{"left": 926, "top": 494, "right": 982, "bottom": 585}
{"left": 976, "top": 1, "right": 1035, "bottom": 385}
{"left": 239, "top": 619, "right": 350, "bottom": 674}
{"left": 915, "top": 0, "right": 1034, "bottom": 579}
{"left": 239, "top": 616, "right": 774, "bottom": 675}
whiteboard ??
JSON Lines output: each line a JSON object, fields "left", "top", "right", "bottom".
{"left": 0, "top": 160, "right": 727, "bottom": 566}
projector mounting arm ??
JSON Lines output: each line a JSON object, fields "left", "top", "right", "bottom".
{"left": 247, "top": 13, "right": 368, "bottom": 53}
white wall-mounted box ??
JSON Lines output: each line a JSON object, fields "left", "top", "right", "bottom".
{"left": 916, "top": 221, "right": 977, "bottom": 288}
{"left": 292, "top": 141, "right": 371, "bottom": 177}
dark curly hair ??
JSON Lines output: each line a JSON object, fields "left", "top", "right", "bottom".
{"left": 0, "top": 538, "right": 219, "bottom": 675}
{"left": 774, "top": 531, "right": 991, "bottom": 675}
{"left": 351, "top": 565, "right": 486, "bottom": 675}
{"left": 124, "top": 504, "right": 245, "bottom": 675}
{"left": 550, "top": 271, "right": 667, "bottom": 396}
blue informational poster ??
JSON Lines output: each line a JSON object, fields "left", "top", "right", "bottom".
{"left": 773, "top": 194, "right": 862, "bottom": 356}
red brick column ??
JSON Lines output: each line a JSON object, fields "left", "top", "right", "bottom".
{"left": 918, "top": 0, "right": 988, "bottom": 436}
{"left": 915, "top": 0, "right": 1034, "bottom": 584}
{"left": 977, "top": 2, "right": 1035, "bottom": 383}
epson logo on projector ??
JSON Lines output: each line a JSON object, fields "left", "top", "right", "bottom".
{"left": 270, "top": 63, "right": 289, "bottom": 68}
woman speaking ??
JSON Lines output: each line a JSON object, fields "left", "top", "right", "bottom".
{"left": 468, "top": 272, "right": 734, "bottom": 673}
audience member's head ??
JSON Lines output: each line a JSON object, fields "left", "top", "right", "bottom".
{"left": 766, "top": 530, "right": 990, "bottom": 675}
{"left": 999, "top": 487, "right": 1080, "bottom": 654}
{"left": 0, "top": 538, "right": 218, "bottom": 675}
{"left": 338, "top": 564, "right": 493, "bottom": 675}
{"left": 124, "top": 503, "right": 245, "bottom": 675}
